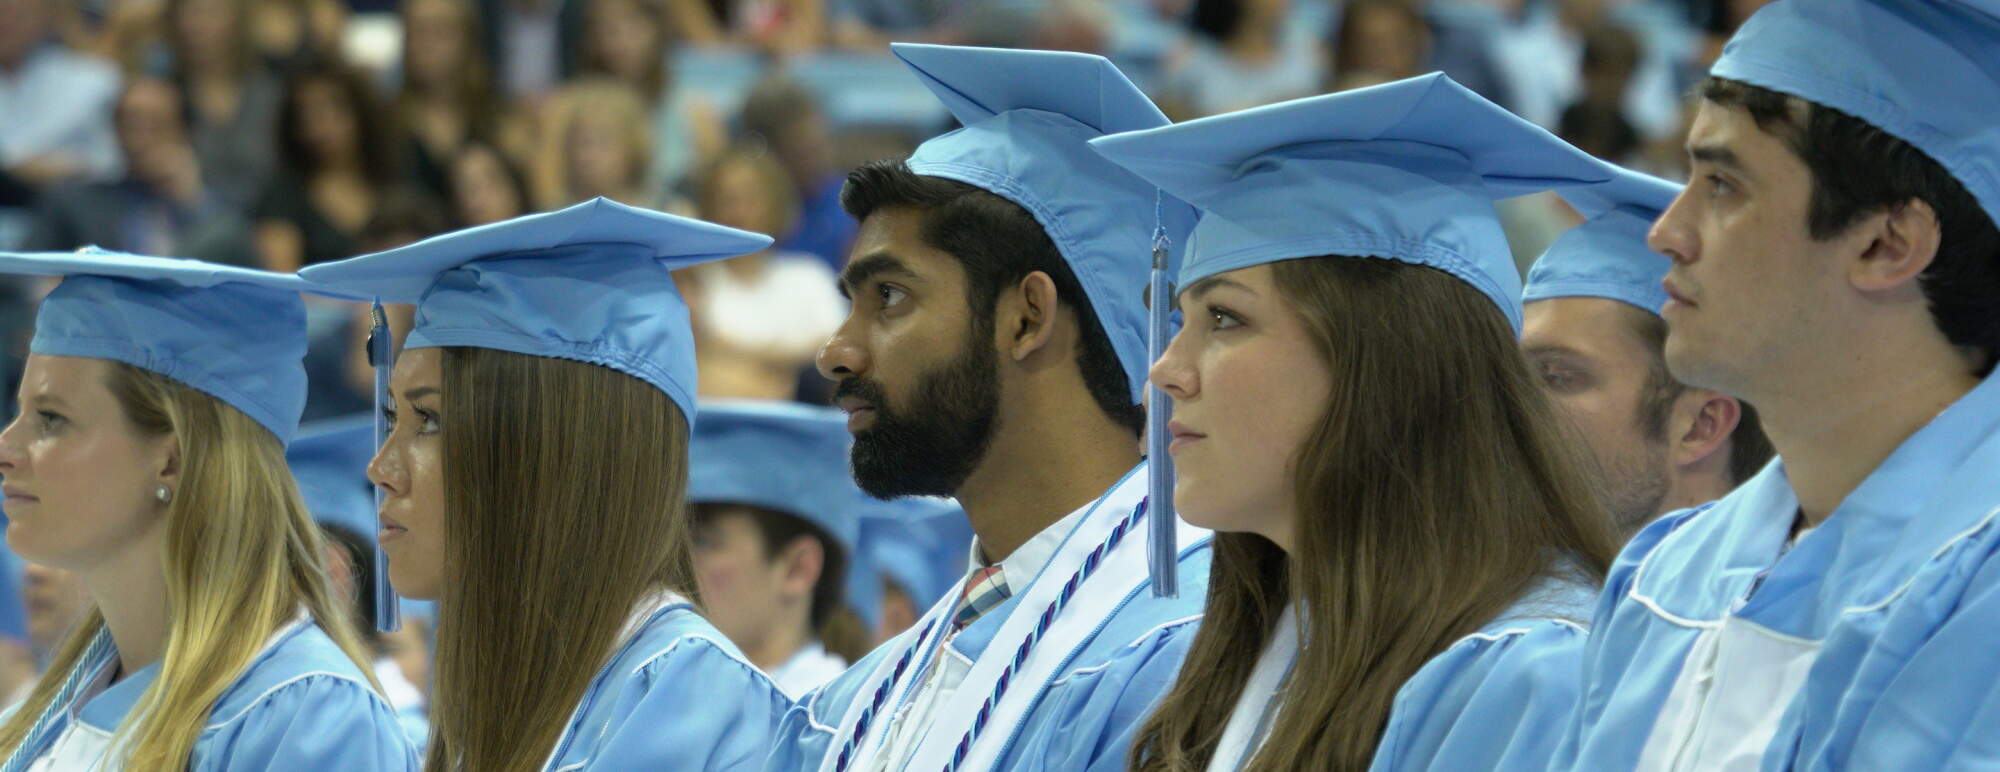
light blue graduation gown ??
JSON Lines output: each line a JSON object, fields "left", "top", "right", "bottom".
{"left": 540, "top": 594, "right": 792, "bottom": 771}
{"left": 1369, "top": 575, "right": 1597, "bottom": 771}
{"left": 765, "top": 463, "right": 1214, "bottom": 771}
{"left": 1557, "top": 371, "right": 2000, "bottom": 770}
{"left": 22, "top": 620, "right": 416, "bottom": 771}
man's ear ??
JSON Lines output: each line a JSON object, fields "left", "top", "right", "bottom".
{"left": 1000, "top": 271, "right": 1061, "bottom": 362}
{"left": 1849, "top": 198, "right": 1942, "bottom": 294}
{"left": 777, "top": 536, "right": 826, "bottom": 599}
{"left": 1669, "top": 390, "right": 1741, "bottom": 469}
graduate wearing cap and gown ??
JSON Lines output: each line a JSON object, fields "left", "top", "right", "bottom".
{"left": 1088, "top": 74, "right": 1626, "bottom": 771}
{"left": 0, "top": 250, "right": 416, "bottom": 771}
{"left": 1520, "top": 169, "right": 1771, "bottom": 534}
{"left": 1552, "top": 2, "right": 2000, "bottom": 769}
{"left": 299, "top": 198, "right": 792, "bottom": 771}
{"left": 285, "top": 418, "right": 433, "bottom": 751}
{"left": 853, "top": 500, "right": 973, "bottom": 645}
{"left": 687, "top": 401, "right": 873, "bottom": 699}
{"left": 765, "top": 44, "right": 1213, "bottom": 772}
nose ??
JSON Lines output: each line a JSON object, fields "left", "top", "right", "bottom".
{"left": 816, "top": 313, "right": 869, "bottom": 382}
{"left": 1148, "top": 324, "right": 1199, "bottom": 402}
{"left": 1648, "top": 188, "right": 1699, "bottom": 266}
{"left": 0, "top": 413, "right": 28, "bottom": 475}
{"left": 366, "top": 433, "right": 405, "bottom": 500}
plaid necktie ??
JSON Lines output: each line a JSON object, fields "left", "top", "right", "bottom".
{"left": 951, "top": 564, "right": 1010, "bottom": 630}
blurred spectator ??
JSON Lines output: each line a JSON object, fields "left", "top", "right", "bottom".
{"left": 160, "top": 0, "right": 283, "bottom": 211}
{"left": 534, "top": 78, "right": 653, "bottom": 207}
{"left": 667, "top": 0, "right": 825, "bottom": 56}
{"left": 300, "top": 186, "right": 441, "bottom": 423}
{"left": 827, "top": 0, "right": 950, "bottom": 50}
{"left": 0, "top": 0, "right": 122, "bottom": 203}
{"left": 253, "top": 60, "right": 399, "bottom": 271}
{"left": 577, "top": 0, "right": 723, "bottom": 203}
{"left": 738, "top": 75, "right": 851, "bottom": 270}
{"left": 252, "top": 0, "right": 350, "bottom": 71}
{"left": 685, "top": 146, "right": 845, "bottom": 401}
{"left": 24, "top": 77, "right": 255, "bottom": 265}
{"left": 1557, "top": 22, "right": 1642, "bottom": 163}
{"left": 1329, "top": 0, "right": 1429, "bottom": 88}
{"left": 476, "top": 0, "right": 586, "bottom": 101}
{"left": 397, "top": 0, "right": 508, "bottom": 201}
{"left": 446, "top": 140, "right": 533, "bottom": 227}
{"left": 0, "top": 277, "right": 31, "bottom": 419}
{"left": 1491, "top": 0, "right": 1681, "bottom": 141}
{"left": 1163, "top": 0, "right": 1326, "bottom": 117}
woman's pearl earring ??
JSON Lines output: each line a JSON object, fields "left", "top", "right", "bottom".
{"left": 155, "top": 484, "right": 173, "bottom": 504}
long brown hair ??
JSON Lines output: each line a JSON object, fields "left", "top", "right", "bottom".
{"left": 0, "top": 363, "right": 378, "bottom": 768}
{"left": 425, "top": 348, "right": 697, "bottom": 771}
{"left": 1129, "top": 257, "right": 1620, "bottom": 771}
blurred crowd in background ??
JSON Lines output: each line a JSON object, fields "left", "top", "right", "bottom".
{"left": 0, "top": 0, "right": 1774, "bottom": 718}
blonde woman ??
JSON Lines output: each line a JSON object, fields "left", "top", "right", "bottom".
{"left": 0, "top": 250, "right": 415, "bottom": 770}
{"left": 301, "top": 198, "right": 791, "bottom": 771}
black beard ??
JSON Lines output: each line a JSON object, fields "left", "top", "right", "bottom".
{"left": 837, "top": 327, "right": 1000, "bottom": 499}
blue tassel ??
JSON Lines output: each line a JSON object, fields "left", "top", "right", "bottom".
{"left": 368, "top": 301, "right": 402, "bottom": 633}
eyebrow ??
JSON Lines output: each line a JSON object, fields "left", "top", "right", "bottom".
{"left": 1687, "top": 143, "right": 1748, "bottom": 173}
{"left": 1522, "top": 343, "right": 1589, "bottom": 360}
{"left": 23, "top": 394, "right": 70, "bottom": 410}
{"left": 398, "top": 387, "right": 440, "bottom": 402}
{"left": 1177, "top": 276, "right": 1255, "bottom": 310}
{"left": 839, "top": 253, "right": 919, "bottom": 299}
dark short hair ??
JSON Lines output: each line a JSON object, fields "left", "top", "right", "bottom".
{"left": 690, "top": 502, "right": 849, "bottom": 629}
{"left": 840, "top": 159, "right": 1143, "bottom": 435}
{"left": 1703, "top": 77, "right": 2000, "bottom": 376}
{"left": 1626, "top": 305, "right": 1774, "bottom": 484}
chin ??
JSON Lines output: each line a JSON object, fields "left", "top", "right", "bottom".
{"left": 385, "top": 561, "right": 443, "bottom": 602}
{"left": 5, "top": 529, "right": 81, "bottom": 572}
{"left": 1172, "top": 483, "right": 1243, "bottom": 534}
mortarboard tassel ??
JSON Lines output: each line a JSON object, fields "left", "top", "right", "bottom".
{"left": 368, "top": 301, "right": 402, "bottom": 633}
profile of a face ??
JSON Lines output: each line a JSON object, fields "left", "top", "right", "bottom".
{"left": 690, "top": 506, "right": 791, "bottom": 651}
{"left": 368, "top": 347, "right": 449, "bottom": 599}
{"left": 1648, "top": 100, "right": 1858, "bottom": 397}
{"left": 820, "top": 206, "right": 1001, "bottom": 500}
{"left": 1148, "top": 262, "right": 1331, "bottom": 552}
{"left": 1521, "top": 297, "right": 1673, "bottom": 530}
{"left": 0, "top": 355, "right": 175, "bottom": 573}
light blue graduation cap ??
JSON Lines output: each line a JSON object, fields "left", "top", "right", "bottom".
{"left": 1523, "top": 167, "right": 1683, "bottom": 315}
{"left": 298, "top": 198, "right": 772, "bottom": 423}
{"left": 857, "top": 498, "right": 974, "bottom": 617}
{"left": 297, "top": 198, "right": 771, "bottom": 632}
{"left": 285, "top": 415, "right": 377, "bottom": 542}
{"left": 1713, "top": 0, "right": 2000, "bottom": 224}
{"left": 893, "top": 43, "right": 1199, "bottom": 406}
{"left": 689, "top": 401, "right": 866, "bottom": 610}
{"left": 895, "top": 43, "right": 1200, "bottom": 597}
{"left": 1089, "top": 73, "right": 1615, "bottom": 334}
{"left": 0, "top": 248, "right": 324, "bottom": 445}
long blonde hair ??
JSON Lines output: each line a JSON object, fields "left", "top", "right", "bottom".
{"left": 425, "top": 348, "right": 696, "bottom": 772}
{"left": 0, "top": 362, "right": 379, "bottom": 768}
{"left": 1129, "top": 258, "right": 1620, "bottom": 770}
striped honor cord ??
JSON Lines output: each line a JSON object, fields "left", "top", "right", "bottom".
{"left": 1, "top": 628, "right": 116, "bottom": 772}
{"left": 943, "top": 497, "right": 1151, "bottom": 772}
